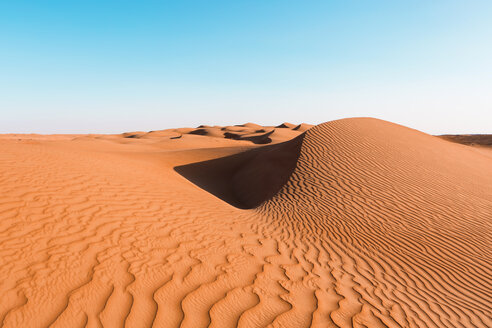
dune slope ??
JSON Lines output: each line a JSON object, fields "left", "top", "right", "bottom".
{"left": 174, "top": 134, "right": 304, "bottom": 209}
{"left": 0, "top": 118, "right": 490, "bottom": 328}
{"left": 257, "top": 118, "right": 492, "bottom": 327}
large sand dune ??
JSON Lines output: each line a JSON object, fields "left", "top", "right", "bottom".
{"left": 0, "top": 118, "right": 490, "bottom": 327}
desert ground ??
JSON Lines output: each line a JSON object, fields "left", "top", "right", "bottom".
{"left": 0, "top": 118, "right": 491, "bottom": 328}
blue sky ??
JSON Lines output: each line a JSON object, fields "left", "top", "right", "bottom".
{"left": 1, "top": 1, "right": 491, "bottom": 134}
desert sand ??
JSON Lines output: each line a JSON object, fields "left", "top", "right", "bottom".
{"left": 0, "top": 118, "right": 491, "bottom": 327}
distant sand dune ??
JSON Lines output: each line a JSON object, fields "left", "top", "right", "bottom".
{"left": 439, "top": 134, "right": 492, "bottom": 147}
{"left": 122, "top": 122, "right": 305, "bottom": 145}
{"left": 0, "top": 119, "right": 490, "bottom": 327}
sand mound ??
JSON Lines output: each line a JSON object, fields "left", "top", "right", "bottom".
{"left": 293, "top": 123, "right": 314, "bottom": 132}
{"left": 256, "top": 118, "right": 492, "bottom": 326}
{"left": 235, "top": 123, "right": 264, "bottom": 130}
{"left": 0, "top": 118, "right": 490, "bottom": 327}
{"left": 276, "top": 122, "right": 296, "bottom": 129}
{"left": 118, "top": 123, "right": 313, "bottom": 145}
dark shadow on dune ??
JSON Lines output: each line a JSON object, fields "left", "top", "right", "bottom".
{"left": 174, "top": 134, "right": 305, "bottom": 209}
{"left": 223, "top": 130, "right": 274, "bottom": 144}
{"left": 188, "top": 129, "right": 209, "bottom": 135}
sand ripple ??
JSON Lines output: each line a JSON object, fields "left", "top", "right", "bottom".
{"left": 0, "top": 118, "right": 490, "bottom": 327}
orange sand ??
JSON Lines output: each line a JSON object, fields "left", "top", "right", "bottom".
{"left": 0, "top": 118, "right": 490, "bottom": 327}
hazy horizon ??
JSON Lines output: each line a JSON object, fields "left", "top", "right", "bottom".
{"left": 1, "top": 1, "right": 491, "bottom": 134}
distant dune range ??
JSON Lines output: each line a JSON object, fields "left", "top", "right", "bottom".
{"left": 438, "top": 134, "right": 492, "bottom": 147}
{"left": 0, "top": 118, "right": 490, "bottom": 327}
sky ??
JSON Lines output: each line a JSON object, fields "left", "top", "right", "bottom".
{"left": 1, "top": 0, "right": 491, "bottom": 134}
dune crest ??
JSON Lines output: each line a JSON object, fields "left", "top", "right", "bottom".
{"left": 258, "top": 118, "right": 492, "bottom": 326}
{"left": 0, "top": 118, "right": 491, "bottom": 327}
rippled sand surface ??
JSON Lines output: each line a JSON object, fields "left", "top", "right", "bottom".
{"left": 0, "top": 118, "right": 490, "bottom": 327}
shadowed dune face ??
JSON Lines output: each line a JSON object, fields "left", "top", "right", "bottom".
{"left": 174, "top": 134, "right": 304, "bottom": 209}
{"left": 0, "top": 118, "right": 491, "bottom": 327}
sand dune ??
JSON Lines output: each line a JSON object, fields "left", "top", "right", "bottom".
{"left": 439, "top": 134, "right": 492, "bottom": 147}
{"left": 0, "top": 118, "right": 491, "bottom": 327}
{"left": 121, "top": 122, "right": 305, "bottom": 145}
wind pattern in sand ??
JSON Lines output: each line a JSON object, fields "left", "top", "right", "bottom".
{"left": 0, "top": 118, "right": 491, "bottom": 327}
